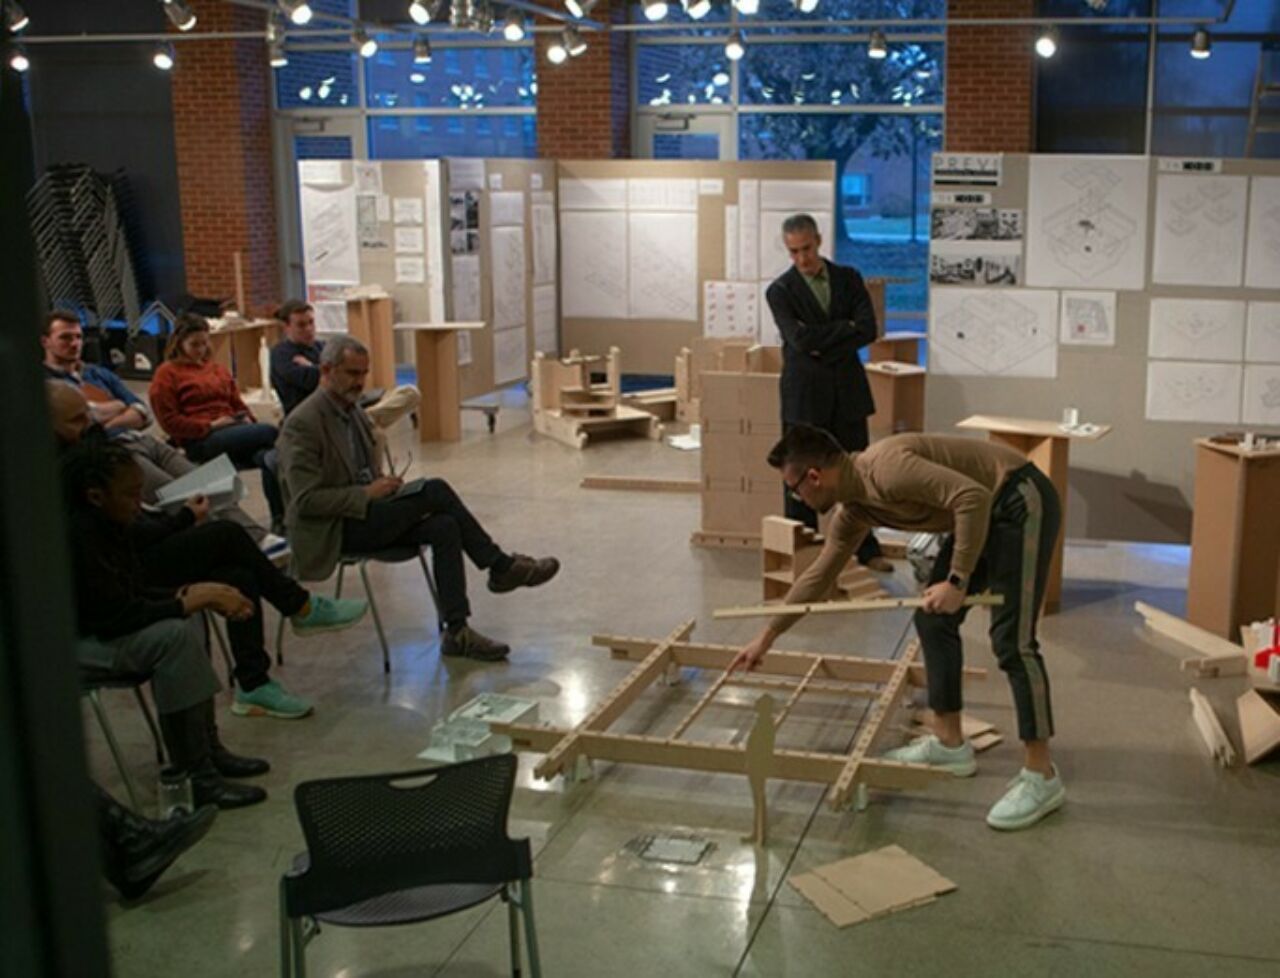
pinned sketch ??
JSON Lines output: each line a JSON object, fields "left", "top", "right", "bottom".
{"left": 1153, "top": 174, "right": 1248, "bottom": 286}
{"left": 531, "top": 203, "right": 557, "bottom": 286}
{"left": 628, "top": 211, "right": 698, "bottom": 321}
{"left": 456, "top": 330, "right": 472, "bottom": 367}
{"left": 451, "top": 254, "right": 481, "bottom": 322}
{"left": 354, "top": 162, "right": 382, "bottom": 195}
{"left": 395, "top": 256, "right": 425, "bottom": 284}
{"left": 759, "top": 281, "right": 779, "bottom": 347}
{"left": 489, "top": 190, "right": 525, "bottom": 228}
{"left": 739, "top": 179, "right": 759, "bottom": 281}
{"left": 298, "top": 160, "right": 344, "bottom": 187}
{"left": 561, "top": 210, "right": 626, "bottom": 318}
{"left": 492, "top": 326, "right": 528, "bottom": 385}
{"left": 759, "top": 210, "right": 834, "bottom": 281}
{"left": 1060, "top": 291, "right": 1116, "bottom": 346}
{"left": 314, "top": 301, "right": 347, "bottom": 334}
{"left": 703, "top": 281, "right": 760, "bottom": 339}
{"left": 930, "top": 207, "right": 1022, "bottom": 241}
{"left": 490, "top": 225, "right": 526, "bottom": 330}
{"left": 299, "top": 183, "right": 360, "bottom": 284}
{"left": 423, "top": 160, "right": 447, "bottom": 322}
{"left": 627, "top": 178, "right": 698, "bottom": 211}
{"left": 1246, "top": 302, "right": 1280, "bottom": 363}
{"left": 393, "top": 197, "right": 424, "bottom": 225}
{"left": 1148, "top": 298, "right": 1245, "bottom": 362}
{"left": 533, "top": 283, "right": 558, "bottom": 355}
{"left": 929, "top": 288, "right": 1059, "bottom": 378}
{"left": 394, "top": 226, "right": 424, "bottom": 254}
{"left": 1026, "top": 156, "right": 1149, "bottom": 290}
{"left": 760, "top": 180, "right": 832, "bottom": 212}
{"left": 929, "top": 250, "right": 1020, "bottom": 286}
{"left": 724, "top": 204, "right": 740, "bottom": 280}
{"left": 356, "top": 194, "right": 386, "bottom": 249}
{"left": 1245, "top": 176, "right": 1280, "bottom": 289}
{"left": 448, "top": 157, "right": 485, "bottom": 191}
{"left": 1145, "top": 361, "right": 1242, "bottom": 423}
{"left": 559, "top": 177, "right": 627, "bottom": 210}
{"left": 1243, "top": 365, "right": 1280, "bottom": 426}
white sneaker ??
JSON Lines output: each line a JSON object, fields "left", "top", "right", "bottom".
{"left": 882, "top": 735, "right": 977, "bottom": 777}
{"left": 259, "top": 532, "right": 288, "bottom": 556}
{"left": 986, "top": 767, "right": 1065, "bottom": 831}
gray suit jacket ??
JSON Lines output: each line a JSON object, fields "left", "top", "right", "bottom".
{"left": 277, "top": 388, "right": 379, "bottom": 581}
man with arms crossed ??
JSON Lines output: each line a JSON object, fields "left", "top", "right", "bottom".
{"left": 731, "top": 425, "right": 1065, "bottom": 830}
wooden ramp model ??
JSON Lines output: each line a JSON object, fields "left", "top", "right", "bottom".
{"left": 489, "top": 619, "right": 987, "bottom": 841}
{"left": 531, "top": 347, "right": 661, "bottom": 449}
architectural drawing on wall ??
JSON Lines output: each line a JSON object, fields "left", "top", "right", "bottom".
{"left": 492, "top": 325, "right": 528, "bottom": 386}
{"left": 1246, "top": 301, "right": 1280, "bottom": 363}
{"left": 1245, "top": 176, "right": 1280, "bottom": 289}
{"left": 928, "top": 287, "right": 1059, "bottom": 378}
{"left": 1060, "top": 290, "right": 1116, "bottom": 346}
{"left": 533, "top": 283, "right": 558, "bottom": 355}
{"left": 1153, "top": 174, "right": 1248, "bottom": 287}
{"left": 1243, "top": 365, "right": 1280, "bottom": 425}
{"left": 489, "top": 225, "right": 526, "bottom": 330}
{"left": 628, "top": 211, "right": 698, "bottom": 321}
{"left": 531, "top": 201, "right": 557, "bottom": 286}
{"left": 929, "top": 251, "right": 1020, "bottom": 286}
{"left": 703, "top": 281, "right": 759, "bottom": 339}
{"left": 299, "top": 182, "right": 360, "bottom": 285}
{"left": 560, "top": 210, "right": 628, "bottom": 319}
{"left": 1148, "top": 298, "right": 1245, "bottom": 362}
{"left": 451, "top": 254, "right": 481, "bottom": 322}
{"left": 1026, "top": 156, "right": 1148, "bottom": 290}
{"left": 558, "top": 177, "right": 627, "bottom": 211}
{"left": 738, "top": 179, "right": 760, "bottom": 281}
{"left": 1145, "top": 361, "right": 1242, "bottom": 424}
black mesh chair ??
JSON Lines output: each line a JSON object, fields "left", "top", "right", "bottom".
{"left": 279, "top": 755, "right": 540, "bottom": 978}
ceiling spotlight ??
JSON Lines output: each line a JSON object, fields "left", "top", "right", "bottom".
{"left": 280, "top": 1, "right": 313, "bottom": 27}
{"left": 868, "top": 28, "right": 887, "bottom": 60}
{"left": 152, "top": 42, "right": 176, "bottom": 71}
{"left": 565, "top": 27, "right": 587, "bottom": 57}
{"left": 503, "top": 10, "right": 526, "bottom": 41}
{"left": 162, "top": 0, "right": 197, "bottom": 32}
{"left": 8, "top": 43, "right": 29, "bottom": 72}
{"left": 266, "top": 12, "right": 285, "bottom": 43}
{"left": 408, "top": 0, "right": 431, "bottom": 24}
{"left": 793, "top": 0, "right": 819, "bottom": 13}
{"left": 565, "top": 0, "right": 598, "bottom": 16}
{"left": 642, "top": 0, "right": 668, "bottom": 22}
{"left": 546, "top": 37, "right": 568, "bottom": 64}
{"left": 269, "top": 40, "right": 288, "bottom": 68}
{"left": 413, "top": 34, "right": 432, "bottom": 63}
{"left": 733, "top": 0, "right": 759, "bottom": 13}
{"left": 1035, "top": 26, "right": 1058, "bottom": 59}
{"left": 1190, "top": 27, "right": 1211, "bottom": 60}
{"left": 725, "top": 30, "right": 745, "bottom": 62}
{"left": 353, "top": 27, "right": 378, "bottom": 58}
{"left": 685, "top": 0, "right": 712, "bottom": 19}
{"left": 5, "top": 2, "right": 29, "bottom": 33}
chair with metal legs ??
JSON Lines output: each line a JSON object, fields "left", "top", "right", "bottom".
{"left": 203, "top": 611, "right": 238, "bottom": 688}
{"left": 81, "top": 674, "right": 167, "bottom": 811}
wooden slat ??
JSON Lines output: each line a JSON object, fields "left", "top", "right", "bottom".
{"left": 714, "top": 594, "right": 1004, "bottom": 621}
{"left": 668, "top": 669, "right": 733, "bottom": 739}
{"left": 1135, "top": 601, "right": 1248, "bottom": 676}
{"left": 774, "top": 657, "right": 822, "bottom": 728}
{"left": 580, "top": 476, "right": 700, "bottom": 493}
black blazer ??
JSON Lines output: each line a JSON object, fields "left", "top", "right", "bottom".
{"left": 765, "top": 260, "right": 878, "bottom": 425}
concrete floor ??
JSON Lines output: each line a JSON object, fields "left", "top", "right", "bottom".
{"left": 94, "top": 396, "right": 1280, "bottom": 977}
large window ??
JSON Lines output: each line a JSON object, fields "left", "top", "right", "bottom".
{"left": 368, "top": 114, "right": 537, "bottom": 159}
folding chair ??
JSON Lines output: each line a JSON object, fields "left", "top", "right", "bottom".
{"left": 81, "top": 673, "right": 166, "bottom": 811}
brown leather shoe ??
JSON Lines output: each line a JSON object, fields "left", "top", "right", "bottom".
{"left": 442, "top": 625, "right": 511, "bottom": 661}
{"left": 488, "top": 554, "right": 560, "bottom": 593}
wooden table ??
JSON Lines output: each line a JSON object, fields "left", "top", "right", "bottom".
{"left": 394, "top": 322, "right": 486, "bottom": 442}
{"left": 347, "top": 294, "right": 396, "bottom": 391}
{"left": 866, "top": 361, "right": 926, "bottom": 439}
{"left": 869, "top": 330, "right": 926, "bottom": 364}
{"left": 1186, "top": 438, "right": 1280, "bottom": 641}
{"left": 956, "top": 414, "right": 1113, "bottom": 615}
{"left": 207, "top": 318, "right": 282, "bottom": 392}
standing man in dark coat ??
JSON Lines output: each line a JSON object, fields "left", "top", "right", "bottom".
{"left": 765, "top": 213, "right": 887, "bottom": 570}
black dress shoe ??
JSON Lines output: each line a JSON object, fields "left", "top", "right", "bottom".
{"left": 97, "top": 786, "right": 218, "bottom": 900}
{"left": 211, "top": 746, "right": 270, "bottom": 779}
{"left": 488, "top": 554, "right": 560, "bottom": 593}
{"left": 192, "top": 770, "right": 267, "bottom": 810}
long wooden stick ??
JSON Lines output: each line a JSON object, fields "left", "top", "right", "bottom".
{"left": 774, "top": 656, "right": 822, "bottom": 729}
{"left": 713, "top": 593, "right": 1004, "bottom": 621}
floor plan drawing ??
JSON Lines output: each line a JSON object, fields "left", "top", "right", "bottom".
{"left": 929, "top": 287, "right": 1058, "bottom": 377}
{"left": 1060, "top": 290, "right": 1116, "bottom": 346}
{"left": 1148, "top": 298, "right": 1246, "bottom": 362}
{"left": 1153, "top": 174, "right": 1248, "bottom": 287}
{"left": 1145, "top": 361, "right": 1242, "bottom": 423}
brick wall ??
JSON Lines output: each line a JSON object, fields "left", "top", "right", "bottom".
{"left": 945, "top": 0, "right": 1036, "bottom": 153}
{"left": 170, "top": 0, "right": 278, "bottom": 311}
{"left": 536, "top": 1, "right": 630, "bottom": 160}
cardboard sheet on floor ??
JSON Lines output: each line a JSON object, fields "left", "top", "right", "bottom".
{"left": 1237, "top": 689, "right": 1280, "bottom": 765}
{"left": 910, "top": 711, "right": 1003, "bottom": 752}
{"left": 789, "top": 845, "right": 956, "bottom": 928}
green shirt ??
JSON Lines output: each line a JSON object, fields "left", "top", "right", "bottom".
{"left": 802, "top": 262, "right": 830, "bottom": 314}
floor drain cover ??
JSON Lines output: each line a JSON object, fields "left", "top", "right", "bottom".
{"left": 627, "top": 833, "right": 714, "bottom": 865}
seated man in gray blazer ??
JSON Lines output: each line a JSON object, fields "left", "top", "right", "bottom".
{"left": 276, "top": 335, "right": 558, "bottom": 661}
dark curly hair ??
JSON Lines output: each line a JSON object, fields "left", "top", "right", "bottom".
{"left": 60, "top": 437, "right": 137, "bottom": 509}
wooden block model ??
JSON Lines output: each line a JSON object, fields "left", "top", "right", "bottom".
{"left": 761, "top": 516, "right": 887, "bottom": 603}
{"left": 530, "top": 347, "right": 661, "bottom": 449}
{"left": 675, "top": 337, "right": 757, "bottom": 423}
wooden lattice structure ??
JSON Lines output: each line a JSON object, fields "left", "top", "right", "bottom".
{"left": 490, "top": 620, "right": 987, "bottom": 835}
{"left": 530, "top": 347, "right": 661, "bottom": 449}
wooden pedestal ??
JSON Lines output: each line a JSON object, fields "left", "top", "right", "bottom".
{"left": 866, "top": 362, "right": 925, "bottom": 440}
{"left": 346, "top": 296, "right": 396, "bottom": 391}
{"left": 394, "top": 322, "right": 485, "bottom": 442}
{"left": 868, "top": 331, "right": 925, "bottom": 365}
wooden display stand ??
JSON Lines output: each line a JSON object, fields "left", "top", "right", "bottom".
{"left": 489, "top": 619, "right": 988, "bottom": 839}
{"left": 868, "top": 330, "right": 924, "bottom": 364}
{"left": 207, "top": 317, "right": 282, "bottom": 392}
{"left": 761, "top": 516, "right": 886, "bottom": 603}
{"left": 955, "top": 414, "right": 1112, "bottom": 615}
{"left": 346, "top": 293, "right": 397, "bottom": 391}
{"left": 866, "top": 362, "right": 926, "bottom": 440}
{"left": 530, "top": 347, "right": 660, "bottom": 449}
{"left": 1185, "top": 439, "right": 1280, "bottom": 641}
{"left": 393, "top": 322, "right": 485, "bottom": 443}
{"left": 675, "top": 337, "right": 758, "bottom": 423}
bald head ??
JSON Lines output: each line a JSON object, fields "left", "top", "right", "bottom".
{"left": 47, "top": 381, "right": 92, "bottom": 445}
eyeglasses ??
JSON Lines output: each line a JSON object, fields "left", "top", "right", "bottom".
{"left": 784, "top": 473, "right": 805, "bottom": 504}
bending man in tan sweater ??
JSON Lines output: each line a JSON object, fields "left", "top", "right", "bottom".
{"left": 730, "top": 424, "right": 1064, "bottom": 831}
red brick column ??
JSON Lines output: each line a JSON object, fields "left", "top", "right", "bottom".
{"left": 171, "top": 0, "right": 278, "bottom": 311}
{"left": 536, "top": 2, "right": 630, "bottom": 159}
{"left": 945, "top": 0, "right": 1036, "bottom": 152}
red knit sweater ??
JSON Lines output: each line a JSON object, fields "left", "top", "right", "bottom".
{"left": 149, "top": 360, "right": 253, "bottom": 445}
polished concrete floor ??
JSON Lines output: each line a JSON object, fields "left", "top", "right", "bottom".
{"left": 93, "top": 397, "right": 1280, "bottom": 977}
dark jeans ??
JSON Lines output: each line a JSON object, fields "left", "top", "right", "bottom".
{"left": 341, "top": 478, "right": 502, "bottom": 629}
{"left": 143, "top": 520, "right": 309, "bottom": 691}
{"left": 782, "top": 416, "right": 883, "bottom": 563}
{"left": 913, "top": 464, "right": 1061, "bottom": 743}
{"left": 186, "top": 423, "right": 283, "bottom": 523}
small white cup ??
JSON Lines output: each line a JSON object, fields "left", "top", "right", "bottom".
{"left": 1062, "top": 407, "right": 1080, "bottom": 426}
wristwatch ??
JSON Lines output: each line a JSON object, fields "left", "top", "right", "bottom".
{"left": 947, "top": 572, "right": 967, "bottom": 590}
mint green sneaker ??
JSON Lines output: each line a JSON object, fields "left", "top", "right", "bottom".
{"left": 986, "top": 767, "right": 1065, "bottom": 831}
{"left": 231, "top": 680, "right": 313, "bottom": 719}
{"left": 291, "top": 595, "right": 368, "bottom": 637}
{"left": 882, "top": 734, "right": 977, "bottom": 777}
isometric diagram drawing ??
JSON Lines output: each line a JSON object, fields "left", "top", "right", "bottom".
{"left": 1148, "top": 299, "right": 1245, "bottom": 362}
{"left": 931, "top": 290, "right": 1056, "bottom": 376}
{"left": 1154, "top": 174, "right": 1248, "bottom": 286}
{"left": 1039, "top": 162, "right": 1138, "bottom": 282}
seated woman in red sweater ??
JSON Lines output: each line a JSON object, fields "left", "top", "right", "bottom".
{"left": 150, "top": 314, "right": 284, "bottom": 531}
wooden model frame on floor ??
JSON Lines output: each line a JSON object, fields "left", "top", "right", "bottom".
{"left": 490, "top": 620, "right": 987, "bottom": 838}
{"left": 530, "top": 346, "right": 661, "bottom": 449}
